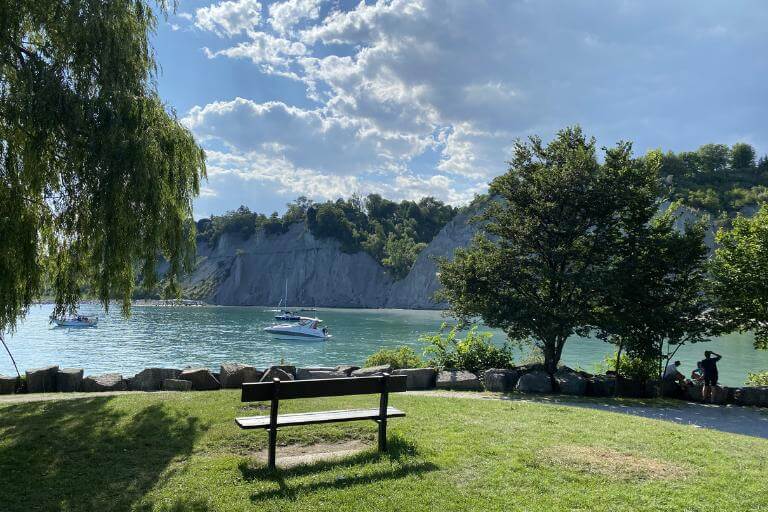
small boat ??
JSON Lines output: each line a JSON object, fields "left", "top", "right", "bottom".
{"left": 53, "top": 315, "right": 98, "bottom": 328}
{"left": 274, "top": 310, "right": 302, "bottom": 321}
{"left": 264, "top": 317, "right": 331, "bottom": 340}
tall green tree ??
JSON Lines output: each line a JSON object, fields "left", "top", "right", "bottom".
{"left": 730, "top": 143, "right": 756, "bottom": 171}
{"left": 438, "top": 127, "right": 660, "bottom": 373}
{"left": 710, "top": 204, "right": 768, "bottom": 349}
{"left": 0, "top": 0, "right": 206, "bottom": 333}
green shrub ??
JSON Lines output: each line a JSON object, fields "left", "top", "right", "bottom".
{"left": 601, "top": 352, "right": 658, "bottom": 381}
{"left": 422, "top": 325, "right": 514, "bottom": 375}
{"left": 364, "top": 346, "right": 424, "bottom": 369}
{"left": 746, "top": 371, "right": 768, "bottom": 386}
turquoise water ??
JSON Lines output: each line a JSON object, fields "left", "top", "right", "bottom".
{"left": 2, "top": 305, "right": 766, "bottom": 386}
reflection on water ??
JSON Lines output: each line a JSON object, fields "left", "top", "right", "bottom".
{"left": 2, "top": 305, "right": 766, "bottom": 387}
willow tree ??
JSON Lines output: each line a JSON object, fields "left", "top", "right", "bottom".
{"left": 0, "top": 0, "right": 206, "bottom": 341}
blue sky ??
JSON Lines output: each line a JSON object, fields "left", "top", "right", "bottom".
{"left": 151, "top": 0, "right": 768, "bottom": 218}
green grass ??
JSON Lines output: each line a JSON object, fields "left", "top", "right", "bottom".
{"left": 0, "top": 391, "right": 766, "bottom": 511}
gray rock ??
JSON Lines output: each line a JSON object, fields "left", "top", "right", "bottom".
{"left": 334, "top": 365, "right": 360, "bottom": 375}
{"left": 0, "top": 374, "right": 17, "bottom": 394}
{"left": 56, "top": 368, "right": 84, "bottom": 392}
{"left": 554, "top": 370, "right": 588, "bottom": 395}
{"left": 616, "top": 378, "right": 647, "bottom": 398}
{"left": 219, "top": 363, "right": 263, "bottom": 388}
{"left": 482, "top": 368, "right": 519, "bottom": 392}
{"left": 734, "top": 386, "right": 768, "bottom": 407}
{"left": 162, "top": 379, "right": 193, "bottom": 392}
{"left": 295, "top": 369, "right": 347, "bottom": 380}
{"left": 82, "top": 373, "right": 127, "bottom": 392}
{"left": 129, "top": 368, "right": 181, "bottom": 391}
{"left": 586, "top": 375, "right": 616, "bottom": 397}
{"left": 26, "top": 365, "right": 59, "bottom": 393}
{"left": 179, "top": 368, "right": 220, "bottom": 391}
{"left": 351, "top": 365, "right": 392, "bottom": 377}
{"left": 266, "top": 365, "right": 296, "bottom": 377}
{"left": 515, "top": 371, "right": 553, "bottom": 394}
{"left": 394, "top": 368, "right": 436, "bottom": 390}
{"left": 260, "top": 367, "right": 294, "bottom": 382}
{"left": 435, "top": 370, "right": 483, "bottom": 391}
{"left": 684, "top": 383, "right": 704, "bottom": 401}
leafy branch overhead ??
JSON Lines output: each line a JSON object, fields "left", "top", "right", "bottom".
{"left": 0, "top": 0, "right": 206, "bottom": 331}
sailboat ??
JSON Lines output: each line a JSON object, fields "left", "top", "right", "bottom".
{"left": 274, "top": 279, "right": 301, "bottom": 321}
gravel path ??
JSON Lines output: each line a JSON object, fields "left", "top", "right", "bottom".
{"left": 408, "top": 390, "right": 768, "bottom": 439}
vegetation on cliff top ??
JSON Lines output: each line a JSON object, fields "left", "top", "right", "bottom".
{"left": 196, "top": 194, "right": 458, "bottom": 279}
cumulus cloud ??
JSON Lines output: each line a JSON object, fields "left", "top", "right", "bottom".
{"left": 269, "top": 0, "right": 322, "bottom": 35}
{"left": 195, "top": 0, "right": 262, "bottom": 37}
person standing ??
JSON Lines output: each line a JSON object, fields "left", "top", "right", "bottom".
{"left": 700, "top": 350, "right": 722, "bottom": 402}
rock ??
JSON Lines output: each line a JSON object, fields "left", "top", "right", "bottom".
{"left": 616, "top": 378, "right": 648, "bottom": 398}
{"left": 482, "top": 368, "right": 519, "bottom": 392}
{"left": 266, "top": 365, "right": 296, "bottom": 377}
{"left": 295, "top": 369, "right": 347, "bottom": 380}
{"left": 56, "top": 368, "right": 84, "bottom": 392}
{"left": 685, "top": 383, "right": 703, "bottom": 402}
{"left": 260, "top": 367, "right": 294, "bottom": 382}
{"left": 179, "top": 368, "right": 220, "bottom": 391}
{"left": 734, "top": 386, "right": 768, "bottom": 407}
{"left": 435, "top": 370, "right": 483, "bottom": 391}
{"left": 219, "top": 363, "right": 263, "bottom": 388}
{"left": 586, "top": 375, "right": 616, "bottom": 397}
{"left": 129, "top": 368, "right": 181, "bottom": 391}
{"left": 162, "top": 379, "right": 193, "bottom": 391}
{"left": 554, "top": 370, "right": 588, "bottom": 395}
{"left": 394, "top": 368, "right": 437, "bottom": 390}
{"left": 26, "top": 365, "right": 59, "bottom": 393}
{"left": 0, "top": 374, "right": 17, "bottom": 394}
{"left": 710, "top": 386, "right": 732, "bottom": 405}
{"left": 351, "top": 365, "right": 392, "bottom": 377}
{"left": 81, "top": 373, "right": 127, "bottom": 392}
{"left": 334, "top": 365, "right": 360, "bottom": 375}
{"left": 516, "top": 371, "right": 553, "bottom": 393}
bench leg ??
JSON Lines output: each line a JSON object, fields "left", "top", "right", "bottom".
{"left": 378, "top": 419, "right": 387, "bottom": 452}
{"left": 268, "top": 428, "right": 277, "bottom": 469}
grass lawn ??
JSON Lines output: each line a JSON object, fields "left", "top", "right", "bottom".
{"left": 0, "top": 391, "right": 766, "bottom": 512}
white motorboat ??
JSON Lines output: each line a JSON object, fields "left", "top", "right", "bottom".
{"left": 53, "top": 315, "right": 98, "bottom": 328}
{"left": 264, "top": 317, "right": 331, "bottom": 340}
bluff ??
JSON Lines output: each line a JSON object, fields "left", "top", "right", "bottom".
{"left": 182, "top": 209, "right": 478, "bottom": 309}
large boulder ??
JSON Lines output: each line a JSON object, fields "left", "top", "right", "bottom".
{"left": 586, "top": 375, "right": 616, "bottom": 397}
{"left": 179, "top": 368, "right": 220, "bottom": 391}
{"left": 266, "top": 365, "right": 296, "bottom": 377}
{"left": 56, "top": 368, "right": 84, "bottom": 392}
{"left": 734, "top": 386, "right": 768, "bottom": 407}
{"left": 616, "top": 379, "right": 648, "bottom": 398}
{"left": 26, "top": 365, "right": 59, "bottom": 393}
{"left": 482, "top": 369, "right": 519, "bottom": 392}
{"left": 162, "top": 379, "right": 193, "bottom": 392}
{"left": 436, "top": 370, "right": 483, "bottom": 391}
{"left": 129, "top": 368, "right": 181, "bottom": 391}
{"left": 684, "top": 383, "right": 704, "bottom": 401}
{"left": 351, "top": 365, "right": 392, "bottom": 377}
{"left": 260, "top": 367, "right": 294, "bottom": 382}
{"left": 0, "top": 374, "right": 17, "bottom": 394}
{"left": 295, "top": 368, "right": 347, "bottom": 380}
{"left": 219, "top": 363, "right": 263, "bottom": 388}
{"left": 554, "top": 370, "right": 588, "bottom": 395}
{"left": 334, "top": 365, "right": 360, "bottom": 376}
{"left": 515, "top": 371, "right": 553, "bottom": 394}
{"left": 394, "top": 368, "right": 437, "bottom": 390}
{"left": 81, "top": 373, "right": 127, "bottom": 392}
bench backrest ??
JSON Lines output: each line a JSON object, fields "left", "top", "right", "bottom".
{"left": 241, "top": 374, "right": 407, "bottom": 402}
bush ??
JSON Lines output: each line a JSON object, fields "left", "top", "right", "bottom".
{"left": 746, "top": 371, "right": 768, "bottom": 386}
{"left": 601, "top": 352, "right": 658, "bottom": 381}
{"left": 364, "top": 346, "right": 424, "bottom": 369}
{"left": 422, "top": 325, "right": 514, "bottom": 375}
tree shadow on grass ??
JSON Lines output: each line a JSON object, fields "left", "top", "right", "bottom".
{"left": 0, "top": 396, "right": 206, "bottom": 512}
{"left": 239, "top": 435, "right": 438, "bottom": 502}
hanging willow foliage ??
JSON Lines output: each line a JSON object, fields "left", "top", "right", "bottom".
{"left": 0, "top": 0, "right": 206, "bottom": 331}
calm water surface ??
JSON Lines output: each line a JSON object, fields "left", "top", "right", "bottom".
{"left": 2, "top": 305, "right": 766, "bottom": 386}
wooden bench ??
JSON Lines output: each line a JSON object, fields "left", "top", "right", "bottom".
{"left": 237, "top": 373, "right": 407, "bottom": 469}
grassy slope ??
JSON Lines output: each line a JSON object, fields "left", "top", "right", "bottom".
{"left": 0, "top": 391, "right": 765, "bottom": 512}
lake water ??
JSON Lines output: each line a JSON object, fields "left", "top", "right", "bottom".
{"left": 2, "top": 305, "right": 766, "bottom": 387}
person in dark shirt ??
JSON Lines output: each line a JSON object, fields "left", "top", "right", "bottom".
{"left": 700, "top": 350, "right": 722, "bottom": 402}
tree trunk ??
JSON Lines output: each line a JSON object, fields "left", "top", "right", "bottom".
{"left": 614, "top": 342, "right": 624, "bottom": 397}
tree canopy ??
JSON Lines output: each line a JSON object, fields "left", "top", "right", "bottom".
{"left": 0, "top": 0, "right": 206, "bottom": 331}
{"left": 710, "top": 204, "right": 768, "bottom": 349}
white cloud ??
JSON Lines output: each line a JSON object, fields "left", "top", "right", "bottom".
{"left": 204, "top": 32, "right": 307, "bottom": 68}
{"left": 269, "top": 0, "right": 322, "bottom": 35}
{"left": 195, "top": 0, "right": 262, "bottom": 37}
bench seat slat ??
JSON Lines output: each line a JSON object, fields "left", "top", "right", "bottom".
{"left": 236, "top": 407, "right": 405, "bottom": 429}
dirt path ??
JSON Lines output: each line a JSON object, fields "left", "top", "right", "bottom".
{"left": 407, "top": 390, "right": 768, "bottom": 439}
